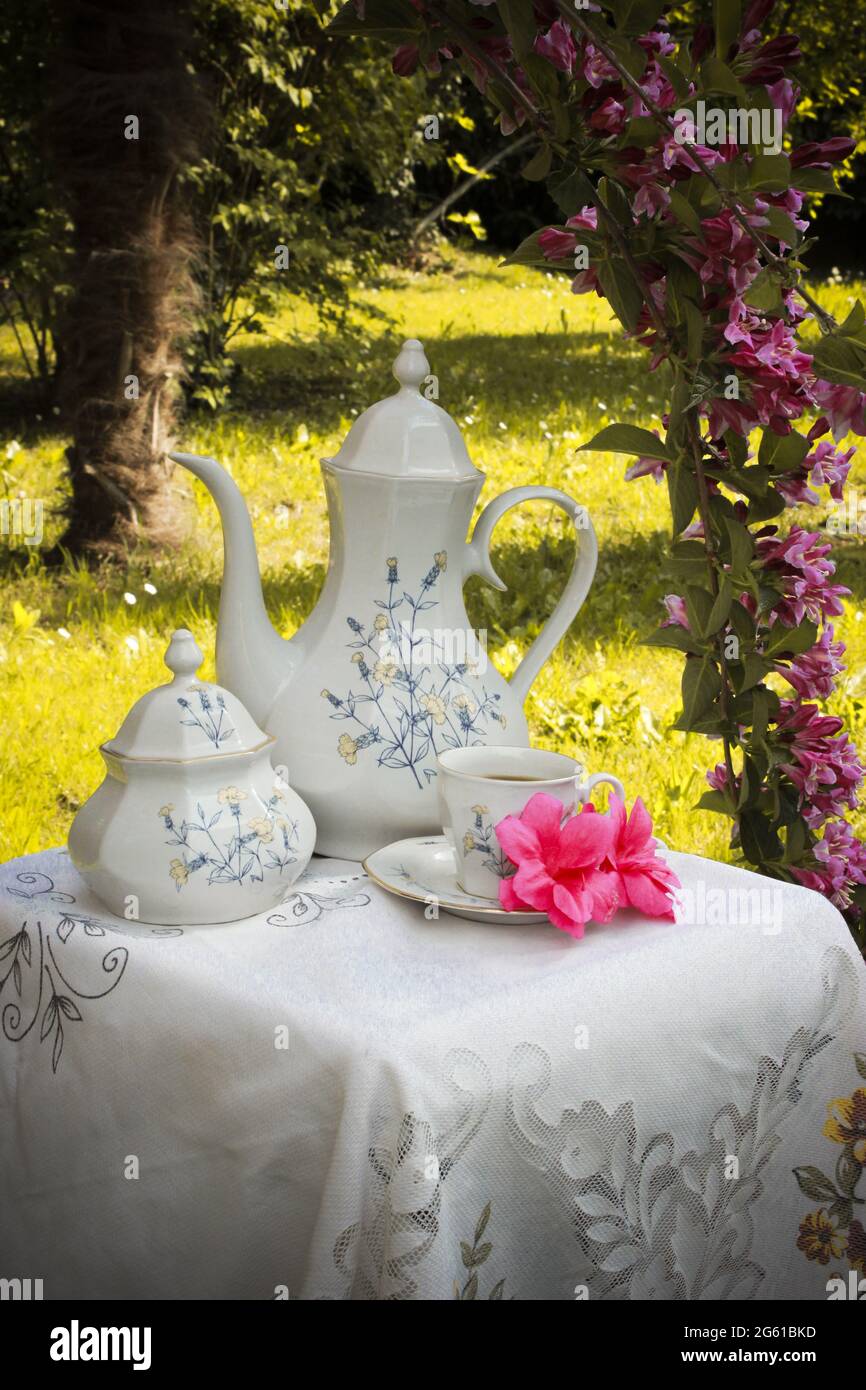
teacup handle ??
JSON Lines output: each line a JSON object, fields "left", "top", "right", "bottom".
{"left": 576, "top": 772, "right": 624, "bottom": 805}
{"left": 464, "top": 486, "right": 598, "bottom": 706}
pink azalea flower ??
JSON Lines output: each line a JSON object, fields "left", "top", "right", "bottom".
{"left": 756, "top": 527, "right": 850, "bottom": 627}
{"left": 582, "top": 42, "right": 620, "bottom": 88}
{"left": 812, "top": 381, "right": 866, "bottom": 442}
{"left": 590, "top": 96, "right": 627, "bottom": 134}
{"left": 661, "top": 594, "right": 689, "bottom": 628}
{"left": 534, "top": 18, "right": 577, "bottom": 74}
{"left": 495, "top": 793, "right": 680, "bottom": 937}
{"left": 777, "top": 701, "right": 865, "bottom": 827}
{"left": 778, "top": 624, "right": 846, "bottom": 700}
{"left": 496, "top": 793, "right": 619, "bottom": 937}
{"left": 793, "top": 819, "right": 866, "bottom": 911}
{"left": 539, "top": 227, "right": 577, "bottom": 261}
{"left": 605, "top": 795, "right": 681, "bottom": 921}
{"left": 566, "top": 205, "right": 598, "bottom": 233}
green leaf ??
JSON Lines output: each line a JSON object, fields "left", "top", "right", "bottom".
{"left": 713, "top": 0, "right": 741, "bottom": 59}
{"left": 728, "top": 599, "right": 754, "bottom": 643}
{"left": 792, "top": 1166, "right": 839, "bottom": 1203}
{"left": 739, "top": 807, "right": 782, "bottom": 864}
{"left": 680, "top": 656, "right": 723, "bottom": 726}
{"left": 750, "top": 685, "right": 770, "bottom": 741}
{"left": 498, "top": 0, "right": 538, "bottom": 59}
{"left": 668, "top": 460, "right": 698, "bottom": 533}
{"left": 783, "top": 816, "right": 810, "bottom": 864}
{"left": 521, "top": 144, "right": 553, "bottom": 182}
{"left": 765, "top": 618, "right": 818, "bottom": 657}
{"left": 700, "top": 55, "right": 746, "bottom": 99}
{"left": 697, "top": 789, "right": 736, "bottom": 816}
{"left": 624, "top": 116, "right": 660, "bottom": 147}
{"left": 684, "top": 299, "right": 704, "bottom": 363}
{"left": 706, "top": 578, "right": 733, "bottom": 635}
{"left": 519, "top": 52, "right": 562, "bottom": 102}
{"left": 812, "top": 333, "right": 866, "bottom": 390}
{"left": 501, "top": 229, "right": 565, "bottom": 271}
{"left": 794, "top": 167, "right": 841, "bottom": 196}
{"left": 579, "top": 423, "right": 672, "bottom": 460}
{"left": 668, "top": 189, "right": 701, "bottom": 236}
{"left": 740, "top": 652, "right": 774, "bottom": 691}
{"left": 743, "top": 267, "right": 785, "bottom": 314}
{"left": 841, "top": 301, "right": 866, "bottom": 337}
{"left": 597, "top": 176, "right": 634, "bottom": 226}
{"left": 724, "top": 516, "right": 754, "bottom": 575}
{"left": 643, "top": 625, "right": 705, "bottom": 656}
{"left": 547, "top": 166, "right": 595, "bottom": 218}
{"left": 760, "top": 205, "right": 802, "bottom": 248}
{"left": 749, "top": 153, "right": 792, "bottom": 192}
{"left": 746, "top": 487, "right": 786, "bottom": 523}
{"left": 598, "top": 250, "right": 644, "bottom": 332}
{"left": 475, "top": 1203, "right": 491, "bottom": 1243}
{"left": 758, "top": 428, "right": 810, "bottom": 474}
{"left": 602, "top": 0, "right": 666, "bottom": 37}
{"left": 724, "top": 429, "right": 749, "bottom": 469}
{"left": 657, "top": 54, "right": 691, "bottom": 100}
{"left": 685, "top": 585, "right": 716, "bottom": 637}
{"left": 328, "top": 0, "right": 418, "bottom": 38}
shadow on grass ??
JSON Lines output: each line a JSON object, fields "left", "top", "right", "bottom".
{"left": 5, "top": 524, "right": 669, "bottom": 657}
{"left": 232, "top": 327, "right": 658, "bottom": 429}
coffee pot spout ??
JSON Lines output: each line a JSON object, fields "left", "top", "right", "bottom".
{"left": 170, "top": 452, "right": 293, "bottom": 724}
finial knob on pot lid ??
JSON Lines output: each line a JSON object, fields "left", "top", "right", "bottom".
{"left": 101, "top": 628, "right": 272, "bottom": 762}
{"left": 392, "top": 338, "right": 430, "bottom": 391}
{"left": 324, "top": 338, "right": 481, "bottom": 480}
{"left": 165, "top": 628, "right": 203, "bottom": 680}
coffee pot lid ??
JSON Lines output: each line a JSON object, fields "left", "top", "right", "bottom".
{"left": 103, "top": 629, "right": 272, "bottom": 761}
{"left": 324, "top": 339, "right": 481, "bottom": 480}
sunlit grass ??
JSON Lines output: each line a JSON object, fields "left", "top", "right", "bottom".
{"left": 2, "top": 248, "right": 865, "bottom": 865}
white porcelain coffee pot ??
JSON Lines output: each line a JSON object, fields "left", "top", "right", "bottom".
{"left": 171, "top": 340, "right": 598, "bottom": 858}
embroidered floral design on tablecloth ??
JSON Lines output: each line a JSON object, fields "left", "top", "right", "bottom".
{"left": 505, "top": 947, "right": 859, "bottom": 1300}
{"left": 320, "top": 554, "right": 505, "bottom": 789}
{"left": 794, "top": 1051, "right": 866, "bottom": 1276}
{"left": 0, "top": 869, "right": 182, "bottom": 1073}
{"left": 453, "top": 1202, "right": 507, "bottom": 1300}
{"left": 462, "top": 805, "right": 514, "bottom": 880}
{"left": 268, "top": 874, "right": 371, "bottom": 925}
{"left": 332, "top": 1048, "right": 493, "bottom": 1300}
{"left": 161, "top": 786, "right": 300, "bottom": 891}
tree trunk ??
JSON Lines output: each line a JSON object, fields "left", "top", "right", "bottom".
{"left": 47, "top": 0, "right": 204, "bottom": 556}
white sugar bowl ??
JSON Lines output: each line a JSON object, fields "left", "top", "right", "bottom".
{"left": 68, "top": 629, "right": 316, "bottom": 925}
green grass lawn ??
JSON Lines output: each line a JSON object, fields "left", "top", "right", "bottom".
{"left": 3, "top": 246, "right": 866, "bottom": 865}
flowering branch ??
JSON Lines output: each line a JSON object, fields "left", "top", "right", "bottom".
{"left": 335, "top": 0, "right": 866, "bottom": 944}
{"left": 554, "top": 0, "right": 839, "bottom": 333}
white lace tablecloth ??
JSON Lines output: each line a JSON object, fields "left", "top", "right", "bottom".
{"left": 1, "top": 845, "right": 864, "bottom": 1302}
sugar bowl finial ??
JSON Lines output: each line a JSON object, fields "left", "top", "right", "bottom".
{"left": 392, "top": 338, "right": 430, "bottom": 392}
{"left": 164, "top": 628, "right": 203, "bottom": 682}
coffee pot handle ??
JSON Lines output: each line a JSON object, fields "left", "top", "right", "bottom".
{"left": 463, "top": 486, "right": 598, "bottom": 707}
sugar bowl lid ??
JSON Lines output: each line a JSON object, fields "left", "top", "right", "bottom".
{"left": 102, "top": 629, "right": 272, "bottom": 761}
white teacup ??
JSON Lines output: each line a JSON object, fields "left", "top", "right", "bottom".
{"left": 437, "top": 746, "right": 624, "bottom": 899}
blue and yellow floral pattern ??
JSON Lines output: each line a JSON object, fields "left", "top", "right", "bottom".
{"left": 159, "top": 786, "right": 300, "bottom": 890}
{"left": 462, "top": 805, "right": 515, "bottom": 879}
{"left": 321, "top": 553, "right": 505, "bottom": 788}
{"left": 177, "top": 686, "right": 234, "bottom": 749}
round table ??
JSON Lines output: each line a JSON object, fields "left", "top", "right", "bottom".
{"left": 1, "top": 846, "right": 864, "bottom": 1300}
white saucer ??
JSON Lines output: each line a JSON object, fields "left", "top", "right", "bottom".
{"left": 363, "top": 836, "right": 547, "bottom": 925}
